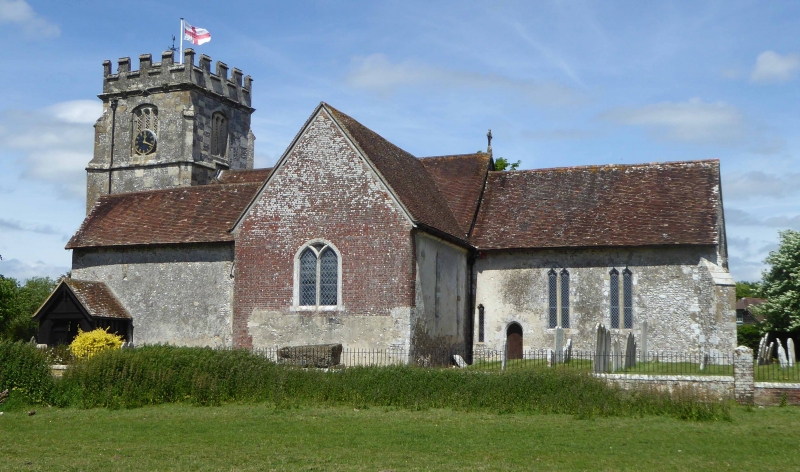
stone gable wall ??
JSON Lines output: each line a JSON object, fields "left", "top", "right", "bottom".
{"left": 71, "top": 244, "right": 235, "bottom": 347}
{"left": 233, "top": 110, "right": 416, "bottom": 350}
{"left": 474, "top": 246, "right": 736, "bottom": 355}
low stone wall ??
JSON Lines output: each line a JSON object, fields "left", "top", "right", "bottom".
{"left": 754, "top": 382, "right": 800, "bottom": 406}
{"left": 50, "top": 365, "right": 68, "bottom": 378}
{"left": 596, "top": 373, "right": 734, "bottom": 399}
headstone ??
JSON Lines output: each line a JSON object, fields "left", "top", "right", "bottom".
{"left": 555, "top": 327, "right": 564, "bottom": 364}
{"left": 563, "top": 339, "right": 572, "bottom": 363}
{"left": 452, "top": 354, "right": 467, "bottom": 368}
{"left": 624, "top": 332, "right": 637, "bottom": 370}
{"left": 699, "top": 348, "right": 706, "bottom": 371}
{"left": 640, "top": 321, "right": 648, "bottom": 363}
{"left": 546, "top": 349, "right": 554, "bottom": 368}
{"left": 612, "top": 340, "right": 621, "bottom": 372}
{"left": 777, "top": 340, "right": 788, "bottom": 369}
{"left": 594, "top": 323, "right": 612, "bottom": 373}
{"left": 766, "top": 342, "right": 775, "bottom": 364}
{"left": 788, "top": 339, "right": 796, "bottom": 368}
{"left": 29, "top": 336, "right": 37, "bottom": 345}
{"left": 757, "top": 335, "right": 766, "bottom": 364}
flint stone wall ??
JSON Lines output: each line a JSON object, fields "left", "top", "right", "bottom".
{"left": 473, "top": 246, "right": 736, "bottom": 356}
{"left": 71, "top": 244, "right": 235, "bottom": 347}
{"left": 597, "top": 373, "right": 734, "bottom": 399}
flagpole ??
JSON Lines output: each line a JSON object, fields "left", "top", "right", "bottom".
{"left": 179, "top": 18, "right": 184, "bottom": 64}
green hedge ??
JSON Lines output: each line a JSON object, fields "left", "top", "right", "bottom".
{"left": 50, "top": 346, "right": 730, "bottom": 421}
{"left": 0, "top": 341, "right": 54, "bottom": 406}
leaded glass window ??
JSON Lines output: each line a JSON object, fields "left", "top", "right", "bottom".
{"left": 297, "top": 242, "right": 339, "bottom": 307}
{"left": 478, "top": 304, "right": 485, "bottom": 342}
{"left": 548, "top": 269, "right": 558, "bottom": 329}
{"left": 610, "top": 269, "right": 620, "bottom": 329}
{"left": 560, "top": 269, "right": 570, "bottom": 329}
{"left": 623, "top": 269, "right": 633, "bottom": 329}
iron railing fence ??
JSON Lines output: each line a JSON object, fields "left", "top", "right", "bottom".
{"left": 754, "top": 359, "right": 800, "bottom": 382}
{"left": 250, "top": 346, "right": 736, "bottom": 376}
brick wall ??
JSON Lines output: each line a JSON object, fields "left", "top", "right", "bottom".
{"left": 233, "top": 110, "right": 415, "bottom": 349}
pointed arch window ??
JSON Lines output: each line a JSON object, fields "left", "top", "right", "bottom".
{"left": 547, "top": 268, "right": 570, "bottom": 329}
{"left": 623, "top": 268, "right": 633, "bottom": 329}
{"left": 296, "top": 241, "right": 340, "bottom": 308}
{"left": 211, "top": 112, "right": 228, "bottom": 157}
{"left": 610, "top": 269, "right": 620, "bottom": 328}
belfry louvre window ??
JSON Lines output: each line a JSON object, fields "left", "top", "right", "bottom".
{"left": 211, "top": 112, "right": 228, "bottom": 157}
{"left": 548, "top": 268, "right": 570, "bottom": 329}
{"left": 298, "top": 242, "right": 338, "bottom": 307}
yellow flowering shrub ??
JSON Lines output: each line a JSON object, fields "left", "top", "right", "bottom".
{"left": 69, "top": 328, "right": 123, "bottom": 359}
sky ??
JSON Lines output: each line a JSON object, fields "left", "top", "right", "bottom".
{"left": 0, "top": 0, "right": 799, "bottom": 283}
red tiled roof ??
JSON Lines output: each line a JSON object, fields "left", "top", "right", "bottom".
{"left": 471, "top": 160, "right": 721, "bottom": 250}
{"left": 216, "top": 168, "right": 273, "bottom": 184}
{"left": 420, "top": 153, "right": 491, "bottom": 235}
{"left": 736, "top": 297, "right": 766, "bottom": 310}
{"left": 64, "top": 279, "right": 131, "bottom": 319}
{"left": 324, "top": 104, "right": 466, "bottom": 240}
{"left": 67, "top": 183, "right": 261, "bottom": 248}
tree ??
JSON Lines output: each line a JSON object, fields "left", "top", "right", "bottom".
{"left": 736, "top": 281, "right": 762, "bottom": 299}
{"left": 755, "top": 230, "right": 800, "bottom": 331}
{"left": 0, "top": 275, "right": 57, "bottom": 341}
{"left": 493, "top": 157, "right": 521, "bottom": 171}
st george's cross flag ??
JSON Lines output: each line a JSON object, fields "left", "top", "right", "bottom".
{"left": 183, "top": 21, "right": 211, "bottom": 45}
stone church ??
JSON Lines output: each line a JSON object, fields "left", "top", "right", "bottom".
{"left": 34, "top": 50, "right": 737, "bottom": 359}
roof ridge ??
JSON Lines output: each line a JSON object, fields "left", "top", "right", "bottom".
{"left": 420, "top": 152, "right": 488, "bottom": 160}
{"left": 493, "top": 159, "right": 720, "bottom": 175}
{"left": 96, "top": 182, "right": 262, "bottom": 201}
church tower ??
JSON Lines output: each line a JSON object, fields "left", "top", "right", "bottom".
{"left": 86, "top": 49, "right": 255, "bottom": 213}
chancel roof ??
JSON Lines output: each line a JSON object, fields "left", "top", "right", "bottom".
{"left": 470, "top": 160, "right": 722, "bottom": 250}
{"left": 67, "top": 183, "right": 261, "bottom": 248}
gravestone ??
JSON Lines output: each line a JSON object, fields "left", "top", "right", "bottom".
{"left": 640, "top": 320, "right": 648, "bottom": 362}
{"left": 757, "top": 335, "right": 766, "bottom": 365}
{"left": 777, "top": 340, "right": 789, "bottom": 369}
{"left": 699, "top": 348, "right": 706, "bottom": 371}
{"left": 788, "top": 339, "right": 796, "bottom": 368}
{"left": 278, "top": 343, "right": 343, "bottom": 367}
{"left": 452, "top": 354, "right": 467, "bottom": 368}
{"left": 563, "top": 339, "right": 572, "bottom": 363}
{"left": 594, "top": 323, "right": 612, "bottom": 373}
{"left": 555, "top": 327, "right": 564, "bottom": 364}
{"left": 612, "top": 340, "right": 621, "bottom": 372}
{"left": 624, "top": 332, "right": 636, "bottom": 369}
{"left": 546, "top": 349, "right": 554, "bottom": 368}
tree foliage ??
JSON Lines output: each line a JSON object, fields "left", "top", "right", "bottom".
{"left": 736, "top": 281, "right": 762, "bottom": 299}
{"left": 493, "top": 157, "right": 521, "bottom": 171}
{"left": 0, "top": 276, "right": 57, "bottom": 341}
{"left": 755, "top": 230, "right": 800, "bottom": 331}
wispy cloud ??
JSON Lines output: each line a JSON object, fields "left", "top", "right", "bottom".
{"left": 345, "top": 54, "right": 582, "bottom": 107}
{"left": 601, "top": 98, "right": 748, "bottom": 146}
{"left": 0, "top": 218, "right": 63, "bottom": 236}
{"left": 0, "top": 258, "right": 68, "bottom": 281}
{"left": 0, "top": 0, "right": 59, "bottom": 39}
{"left": 723, "top": 171, "right": 800, "bottom": 201}
{"left": 725, "top": 208, "right": 800, "bottom": 228}
{"left": 509, "top": 21, "right": 586, "bottom": 89}
{"left": 0, "top": 100, "right": 101, "bottom": 199}
{"left": 751, "top": 50, "right": 800, "bottom": 83}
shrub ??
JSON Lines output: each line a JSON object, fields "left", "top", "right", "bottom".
{"left": 737, "top": 324, "right": 762, "bottom": 352}
{"left": 69, "top": 328, "right": 123, "bottom": 359}
{"left": 0, "top": 341, "right": 54, "bottom": 406}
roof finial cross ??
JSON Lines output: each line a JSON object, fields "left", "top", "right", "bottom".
{"left": 487, "top": 129, "right": 493, "bottom": 155}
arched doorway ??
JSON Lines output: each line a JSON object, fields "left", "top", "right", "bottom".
{"left": 506, "top": 322, "right": 523, "bottom": 360}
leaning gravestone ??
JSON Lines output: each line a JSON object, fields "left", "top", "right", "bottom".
{"left": 757, "top": 334, "right": 767, "bottom": 365}
{"left": 278, "top": 343, "right": 343, "bottom": 368}
{"left": 452, "top": 354, "right": 467, "bottom": 368}
{"left": 788, "top": 339, "right": 796, "bottom": 368}
{"left": 594, "top": 323, "right": 612, "bottom": 373}
{"left": 640, "top": 320, "right": 649, "bottom": 363}
{"left": 624, "top": 332, "right": 637, "bottom": 370}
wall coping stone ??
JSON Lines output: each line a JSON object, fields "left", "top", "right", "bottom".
{"left": 596, "top": 373, "right": 733, "bottom": 383}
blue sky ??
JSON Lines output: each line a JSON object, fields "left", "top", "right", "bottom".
{"left": 1, "top": 0, "right": 799, "bottom": 282}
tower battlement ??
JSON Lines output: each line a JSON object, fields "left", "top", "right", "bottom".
{"left": 101, "top": 49, "right": 252, "bottom": 109}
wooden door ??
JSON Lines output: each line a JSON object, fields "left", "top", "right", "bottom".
{"left": 506, "top": 323, "right": 523, "bottom": 360}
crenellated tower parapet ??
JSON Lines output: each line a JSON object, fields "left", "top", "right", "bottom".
{"left": 86, "top": 49, "right": 256, "bottom": 214}
{"left": 101, "top": 49, "right": 253, "bottom": 109}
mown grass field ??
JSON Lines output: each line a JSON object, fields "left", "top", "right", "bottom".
{"left": 2, "top": 404, "right": 799, "bottom": 471}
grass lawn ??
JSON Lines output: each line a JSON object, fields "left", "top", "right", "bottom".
{"left": 2, "top": 404, "right": 799, "bottom": 471}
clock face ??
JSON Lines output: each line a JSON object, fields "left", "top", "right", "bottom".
{"left": 134, "top": 129, "right": 157, "bottom": 155}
